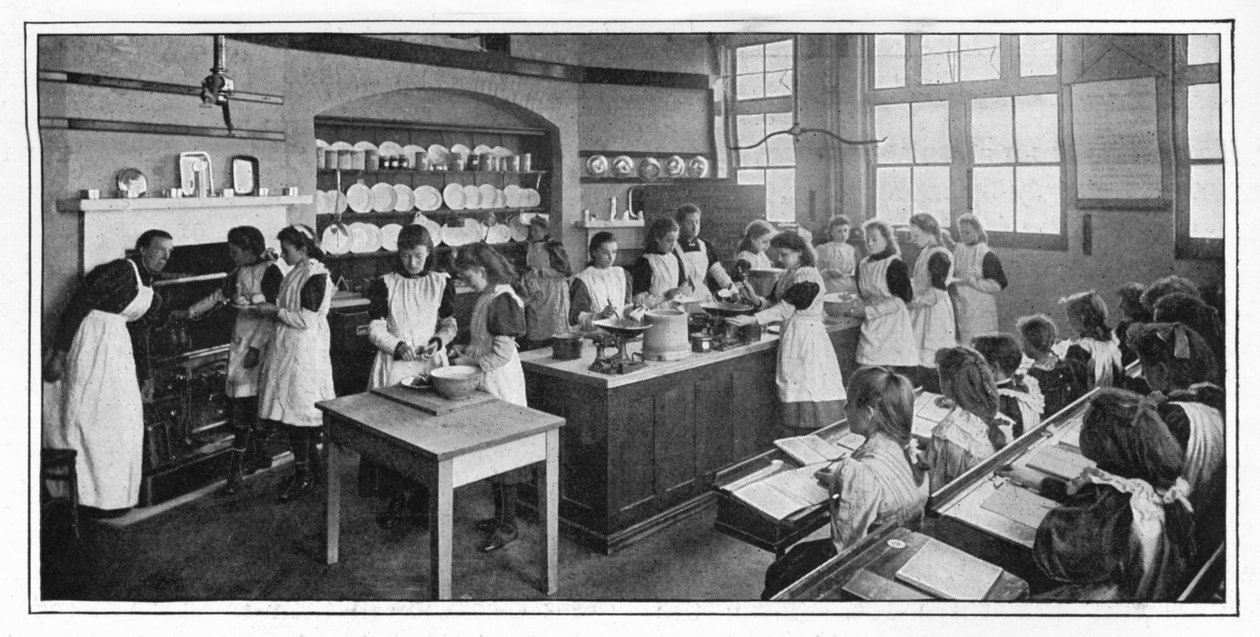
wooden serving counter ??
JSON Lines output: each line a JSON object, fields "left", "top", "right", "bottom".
{"left": 519, "top": 318, "right": 861, "bottom": 554}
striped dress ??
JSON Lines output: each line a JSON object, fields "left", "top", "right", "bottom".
{"left": 828, "top": 432, "right": 930, "bottom": 552}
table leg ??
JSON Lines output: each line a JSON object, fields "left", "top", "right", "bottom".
{"left": 324, "top": 422, "right": 341, "bottom": 565}
{"left": 539, "top": 429, "right": 559, "bottom": 595}
{"left": 429, "top": 460, "right": 454, "bottom": 600}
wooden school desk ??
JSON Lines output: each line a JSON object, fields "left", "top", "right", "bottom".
{"left": 317, "top": 391, "right": 565, "bottom": 600}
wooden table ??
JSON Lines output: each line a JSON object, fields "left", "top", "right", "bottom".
{"left": 317, "top": 391, "right": 565, "bottom": 600}
{"left": 775, "top": 526, "right": 1029, "bottom": 601}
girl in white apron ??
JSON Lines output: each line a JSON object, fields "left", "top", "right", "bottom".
{"left": 729, "top": 232, "right": 846, "bottom": 431}
{"left": 734, "top": 219, "right": 776, "bottom": 271}
{"left": 1128, "top": 322, "right": 1226, "bottom": 552}
{"left": 672, "top": 204, "right": 736, "bottom": 304}
{"left": 519, "top": 216, "right": 572, "bottom": 348}
{"left": 182, "top": 226, "right": 283, "bottom": 495}
{"left": 1033, "top": 390, "right": 1196, "bottom": 601}
{"left": 906, "top": 214, "right": 957, "bottom": 393}
{"left": 364, "top": 225, "right": 458, "bottom": 529}
{"left": 848, "top": 219, "right": 918, "bottom": 369}
{"left": 629, "top": 217, "right": 687, "bottom": 310}
{"left": 570, "top": 231, "right": 635, "bottom": 331}
{"left": 45, "top": 254, "right": 157, "bottom": 512}
{"left": 1054, "top": 290, "right": 1124, "bottom": 388}
{"left": 451, "top": 244, "right": 530, "bottom": 553}
{"left": 252, "top": 225, "right": 335, "bottom": 504}
{"left": 816, "top": 216, "right": 858, "bottom": 295}
{"left": 926, "top": 346, "right": 1015, "bottom": 492}
{"left": 950, "top": 214, "right": 1007, "bottom": 344}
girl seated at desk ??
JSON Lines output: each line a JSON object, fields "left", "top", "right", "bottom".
{"left": 1016, "top": 314, "right": 1091, "bottom": 418}
{"left": 971, "top": 333, "right": 1045, "bottom": 439}
{"left": 926, "top": 346, "right": 1014, "bottom": 492}
{"left": 1055, "top": 291, "right": 1124, "bottom": 389}
{"left": 1033, "top": 388, "right": 1196, "bottom": 601}
{"left": 761, "top": 366, "right": 930, "bottom": 599}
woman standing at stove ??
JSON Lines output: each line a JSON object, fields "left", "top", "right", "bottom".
{"left": 177, "top": 226, "right": 283, "bottom": 496}
{"left": 250, "top": 225, "right": 335, "bottom": 504}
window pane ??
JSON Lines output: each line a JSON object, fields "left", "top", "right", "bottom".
{"left": 736, "top": 45, "right": 764, "bottom": 75}
{"left": 971, "top": 97, "right": 1015, "bottom": 164}
{"left": 766, "top": 112, "right": 796, "bottom": 166}
{"left": 1016, "top": 166, "right": 1061, "bottom": 234}
{"left": 1020, "top": 35, "right": 1058, "bottom": 76}
{"left": 874, "top": 35, "right": 906, "bottom": 88}
{"left": 1015, "top": 94, "right": 1060, "bottom": 162}
{"left": 973, "top": 166, "right": 1014, "bottom": 231}
{"left": 765, "top": 69, "right": 794, "bottom": 98}
{"left": 912, "top": 101, "right": 952, "bottom": 163}
{"left": 960, "top": 35, "right": 1001, "bottom": 82}
{"left": 1188, "top": 83, "right": 1222, "bottom": 159}
{"left": 737, "top": 169, "right": 765, "bottom": 185}
{"left": 764, "top": 40, "right": 793, "bottom": 72}
{"left": 765, "top": 168, "right": 796, "bottom": 222}
{"left": 875, "top": 104, "right": 912, "bottom": 164}
{"left": 876, "top": 167, "right": 912, "bottom": 225}
{"left": 736, "top": 114, "right": 767, "bottom": 167}
{"left": 921, "top": 35, "right": 959, "bottom": 84}
{"left": 913, "top": 166, "right": 951, "bottom": 223}
{"left": 735, "top": 73, "right": 764, "bottom": 100}
{"left": 1187, "top": 34, "right": 1220, "bottom": 66}
{"left": 1190, "top": 164, "right": 1224, "bottom": 239}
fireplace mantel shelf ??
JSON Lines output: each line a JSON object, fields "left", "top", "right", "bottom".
{"left": 57, "top": 195, "right": 310, "bottom": 213}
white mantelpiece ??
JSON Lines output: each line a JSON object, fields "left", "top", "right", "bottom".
{"left": 58, "top": 195, "right": 310, "bottom": 273}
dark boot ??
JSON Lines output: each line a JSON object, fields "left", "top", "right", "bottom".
{"left": 276, "top": 461, "right": 314, "bottom": 503}
{"left": 217, "top": 449, "right": 245, "bottom": 497}
{"left": 474, "top": 482, "right": 502, "bottom": 533}
{"left": 479, "top": 483, "right": 518, "bottom": 553}
{"left": 244, "top": 431, "right": 272, "bottom": 475}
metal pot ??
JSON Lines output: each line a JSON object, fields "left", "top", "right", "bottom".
{"left": 551, "top": 332, "right": 584, "bottom": 361}
{"left": 690, "top": 332, "right": 714, "bottom": 353}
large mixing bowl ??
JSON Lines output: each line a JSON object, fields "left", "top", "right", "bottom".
{"left": 745, "top": 268, "right": 784, "bottom": 298}
{"left": 821, "top": 292, "right": 860, "bottom": 319}
{"left": 428, "top": 365, "right": 483, "bottom": 401}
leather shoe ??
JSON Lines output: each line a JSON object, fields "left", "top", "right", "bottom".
{"left": 276, "top": 474, "right": 314, "bottom": 503}
{"left": 478, "top": 523, "right": 518, "bottom": 553}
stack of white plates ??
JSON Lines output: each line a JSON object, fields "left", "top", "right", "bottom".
{"left": 393, "top": 184, "right": 415, "bottom": 212}
{"left": 380, "top": 223, "right": 403, "bottom": 251}
{"left": 412, "top": 214, "right": 443, "bottom": 244}
{"left": 450, "top": 144, "right": 471, "bottom": 160}
{"left": 349, "top": 222, "right": 383, "bottom": 253}
{"left": 486, "top": 223, "right": 511, "bottom": 244}
{"left": 322, "top": 224, "right": 352, "bottom": 255}
{"left": 414, "top": 185, "right": 442, "bottom": 211}
{"left": 464, "top": 217, "right": 488, "bottom": 243}
{"left": 521, "top": 188, "right": 541, "bottom": 207}
{"left": 472, "top": 144, "right": 493, "bottom": 156}
{"left": 402, "top": 144, "right": 425, "bottom": 168}
{"left": 462, "top": 184, "right": 481, "bottom": 210}
{"left": 442, "top": 183, "right": 466, "bottom": 210}
{"left": 503, "top": 184, "right": 522, "bottom": 208}
{"left": 440, "top": 223, "right": 469, "bottom": 247}
{"left": 346, "top": 183, "right": 372, "bottom": 213}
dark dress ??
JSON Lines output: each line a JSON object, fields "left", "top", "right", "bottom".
{"left": 1026, "top": 355, "right": 1091, "bottom": 418}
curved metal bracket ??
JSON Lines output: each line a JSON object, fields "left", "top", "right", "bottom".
{"left": 728, "top": 122, "right": 883, "bottom": 151}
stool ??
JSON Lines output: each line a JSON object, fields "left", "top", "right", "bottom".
{"left": 41, "top": 448, "right": 80, "bottom": 540}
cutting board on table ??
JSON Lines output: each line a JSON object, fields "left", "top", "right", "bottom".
{"left": 370, "top": 385, "right": 496, "bottom": 415}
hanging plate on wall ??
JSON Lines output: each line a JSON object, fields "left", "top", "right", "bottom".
{"left": 687, "top": 156, "right": 710, "bottom": 178}
{"left": 664, "top": 155, "right": 686, "bottom": 178}
{"left": 611, "top": 155, "right": 634, "bottom": 178}
{"left": 585, "top": 155, "right": 609, "bottom": 177}
{"left": 638, "top": 157, "right": 663, "bottom": 182}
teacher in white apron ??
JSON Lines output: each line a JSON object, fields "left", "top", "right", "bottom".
{"left": 672, "top": 204, "right": 736, "bottom": 304}
{"left": 43, "top": 229, "right": 173, "bottom": 516}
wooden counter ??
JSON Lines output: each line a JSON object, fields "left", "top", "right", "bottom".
{"left": 519, "top": 318, "right": 861, "bottom": 554}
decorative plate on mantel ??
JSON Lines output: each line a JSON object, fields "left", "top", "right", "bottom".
{"left": 611, "top": 155, "right": 634, "bottom": 178}
{"left": 585, "top": 155, "right": 609, "bottom": 177}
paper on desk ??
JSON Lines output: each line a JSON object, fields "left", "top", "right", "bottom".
{"left": 731, "top": 464, "right": 830, "bottom": 522}
{"left": 833, "top": 431, "right": 867, "bottom": 452}
{"left": 775, "top": 434, "right": 848, "bottom": 466}
{"left": 913, "top": 392, "right": 953, "bottom": 438}
{"left": 1025, "top": 444, "right": 1095, "bottom": 481}
{"left": 980, "top": 481, "right": 1058, "bottom": 529}
{"left": 721, "top": 459, "right": 786, "bottom": 493}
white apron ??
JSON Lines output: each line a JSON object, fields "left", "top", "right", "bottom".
{"left": 855, "top": 255, "right": 918, "bottom": 367}
{"left": 908, "top": 245, "right": 957, "bottom": 368}
{"left": 674, "top": 241, "right": 716, "bottom": 303}
{"left": 951, "top": 242, "right": 1000, "bottom": 344}
{"left": 467, "top": 285, "right": 527, "bottom": 407}
{"left": 367, "top": 272, "right": 451, "bottom": 388}
{"left": 521, "top": 241, "right": 571, "bottom": 340}
{"left": 816, "top": 241, "right": 858, "bottom": 295}
{"left": 1170, "top": 401, "right": 1225, "bottom": 514}
{"left": 257, "top": 259, "right": 335, "bottom": 428}
{"left": 573, "top": 266, "right": 629, "bottom": 330}
{"left": 226, "top": 262, "right": 274, "bottom": 397}
{"left": 998, "top": 378, "right": 1046, "bottom": 433}
{"left": 767, "top": 267, "right": 846, "bottom": 403}
{"left": 641, "top": 252, "right": 682, "bottom": 310}
{"left": 736, "top": 250, "right": 773, "bottom": 270}
{"left": 54, "top": 260, "right": 152, "bottom": 509}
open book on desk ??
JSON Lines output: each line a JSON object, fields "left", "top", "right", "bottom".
{"left": 774, "top": 434, "right": 852, "bottom": 466}
{"left": 727, "top": 464, "right": 831, "bottom": 522}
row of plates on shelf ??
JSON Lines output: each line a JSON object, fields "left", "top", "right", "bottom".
{"left": 585, "top": 154, "right": 709, "bottom": 180}
{"left": 321, "top": 213, "right": 544, "bottom": 255}
{"left": 318, "top": 140, "right": 518, "bottom": 164}
{"left": 314, "top": 183, "right": 542, "bottom": 214}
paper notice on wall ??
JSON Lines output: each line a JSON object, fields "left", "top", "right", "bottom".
{"left": 1071, "top": 77, "right": 1163, "bottom": 200}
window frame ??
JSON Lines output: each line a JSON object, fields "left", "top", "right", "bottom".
{"left": 725, "top": 38, "right": 797, "bottom": 222}
{"left": 865, "top": 34, "right": 1067, "bottom": 251}
{"left": 1174, "top": 35, "right": 1225, "bottom": 261}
